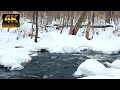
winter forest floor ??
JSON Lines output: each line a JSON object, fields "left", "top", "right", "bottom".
{"left": 0, "top": 17, "right": 120, "bottom": 79}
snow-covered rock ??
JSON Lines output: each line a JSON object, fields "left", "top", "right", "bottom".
{"left": 0, "top": 48, "right": 32, "bottom": 70}
{"left": 110, "top": 59, "right": 120, "bottom": 69}
{"left": 74, "top": 59, "right": 120, "bottom": 79}
{"left": 73, "top": 59, "right": 106, "bottom": 77}
{"left": 10, "top": 64, "right": 24, "bottom": 70}
{"left": 103, "top": 62, "right": 111, "bottom": 67}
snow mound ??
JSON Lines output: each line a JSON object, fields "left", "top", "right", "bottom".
{"left": 79, "top": 75, "right": 115, "bottom": 79}
{"left": 73, "top": 59, "right": 120, "bottom": 79}
{"left": 10, "top": 64, "right": 24, "bottom": 70}
{"left": 105, "top": 68, "right": 120, "bottom": 78}
{"left": 73, "top": 59, "right": 106, "bottom": 77}
{"left": 110, "top": 59, "right": 120, "bottom": 69}
{"left": 0, "top": 48, "right": 32, "bottom": 70}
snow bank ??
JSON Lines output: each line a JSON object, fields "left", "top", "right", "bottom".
{"left": 73, "top": 59, "right": 106, "bottom": 77}
{"left": 79, "top": 75, "right": 115, "bottom": 79}
{"left": 110, "top": 59, "right": 120, "bottom": 69}
{"left": 37, "top": 31, "right": 85, "bottom": 53}
{"left": 76, "top": 27, "right": 120, "bottom": 54}
{"left": 0, "top": 48, "right": 32, "bottom": 70}
{"left": 73, "top": 59, "right": 120, "bottom": 79}
{"left": 35, "top": 27, "right": 120, "bottom": 54}
{"left": 1, "top": 19, "right": 120, "bottom": 54}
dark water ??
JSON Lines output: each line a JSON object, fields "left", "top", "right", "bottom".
{"left": 0, "top": 50, "right": 120, "bottom": 79}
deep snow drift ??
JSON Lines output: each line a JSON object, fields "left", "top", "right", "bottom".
{"left": 0, "top": 17, "right": 120, "bottom": 74}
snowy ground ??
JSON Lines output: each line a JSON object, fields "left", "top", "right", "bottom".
{"left": 0, "top": 17, "right": 120, "bottom": 79}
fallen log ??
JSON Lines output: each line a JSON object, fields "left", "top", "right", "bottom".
{"left": 90, "top": 25, "right": 113, "bottom": 28}
{"left": 71, "top": 25, "right": 113, "bottom": 28}
{"left": 54, "top": 24, "right": 113, "bottom": 29}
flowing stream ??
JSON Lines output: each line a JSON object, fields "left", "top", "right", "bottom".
{"left": 0, "top": 50, "right": 120, "bottom": 79}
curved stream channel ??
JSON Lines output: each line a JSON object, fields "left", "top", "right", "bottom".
{"left": 0, "top": 50, "right": 120, "bottom": 79}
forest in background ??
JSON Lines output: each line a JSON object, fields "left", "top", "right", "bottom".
{"left": 0, "top": 11, "right": 120, "bottom": 42}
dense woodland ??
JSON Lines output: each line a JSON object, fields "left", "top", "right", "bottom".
{"left": 1, "top": 11, "right": 120, "bottom": 42}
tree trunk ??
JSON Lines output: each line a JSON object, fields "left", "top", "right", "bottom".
{"left": 70, "top": 11, "right": 87, "bottom": 35}
{"left": 31, "top": 11, "right": 35, "bottom": 39}
{"left": 91, "top": 11, "right": 95, "bottom": 39}
{"left": 104, "top": 12, "right": 107, "bottom": 31}
{"left": 60, "top": 15, "right": 65, "bottom": 34}
{"left": 85, "top": 11, "right": 92, "bottom": 40}
{"left": 44, "top": 17, "right": 48, "bottom": 32}
{"left": 69, "top": 17, "right": 74, "bottom": 34}
{"left": 66, "top": 11, "right": 70, "bottom": 27}
{"left": 7, "top": 28, "right": 9, "bottom": 32}
{"left": 69, "top": 11, "right": 74, "bottom": 34}
{"left": 35, "top": 11, "right": 38, "bottom": 43}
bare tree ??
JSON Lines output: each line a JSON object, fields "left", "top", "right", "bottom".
{"left": 60, "top": 12, "right": 66, "bottom": 34}
{"left": 91, "top": 11, "right": 95, "bottom": 39}
{"left": 35, "top": 11, "right": 38, "bottom": 42}
{"left": 69, "top": 11, "right": 74, "bottom": 34}
{"left": 31, "top": 11, "right": 35, "bottom": 39}
{"left": 66, "top": 11, "right": 70, "bottom": 27}
{"left": 85, "top": 11, "right": 92, "bottom": 40}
